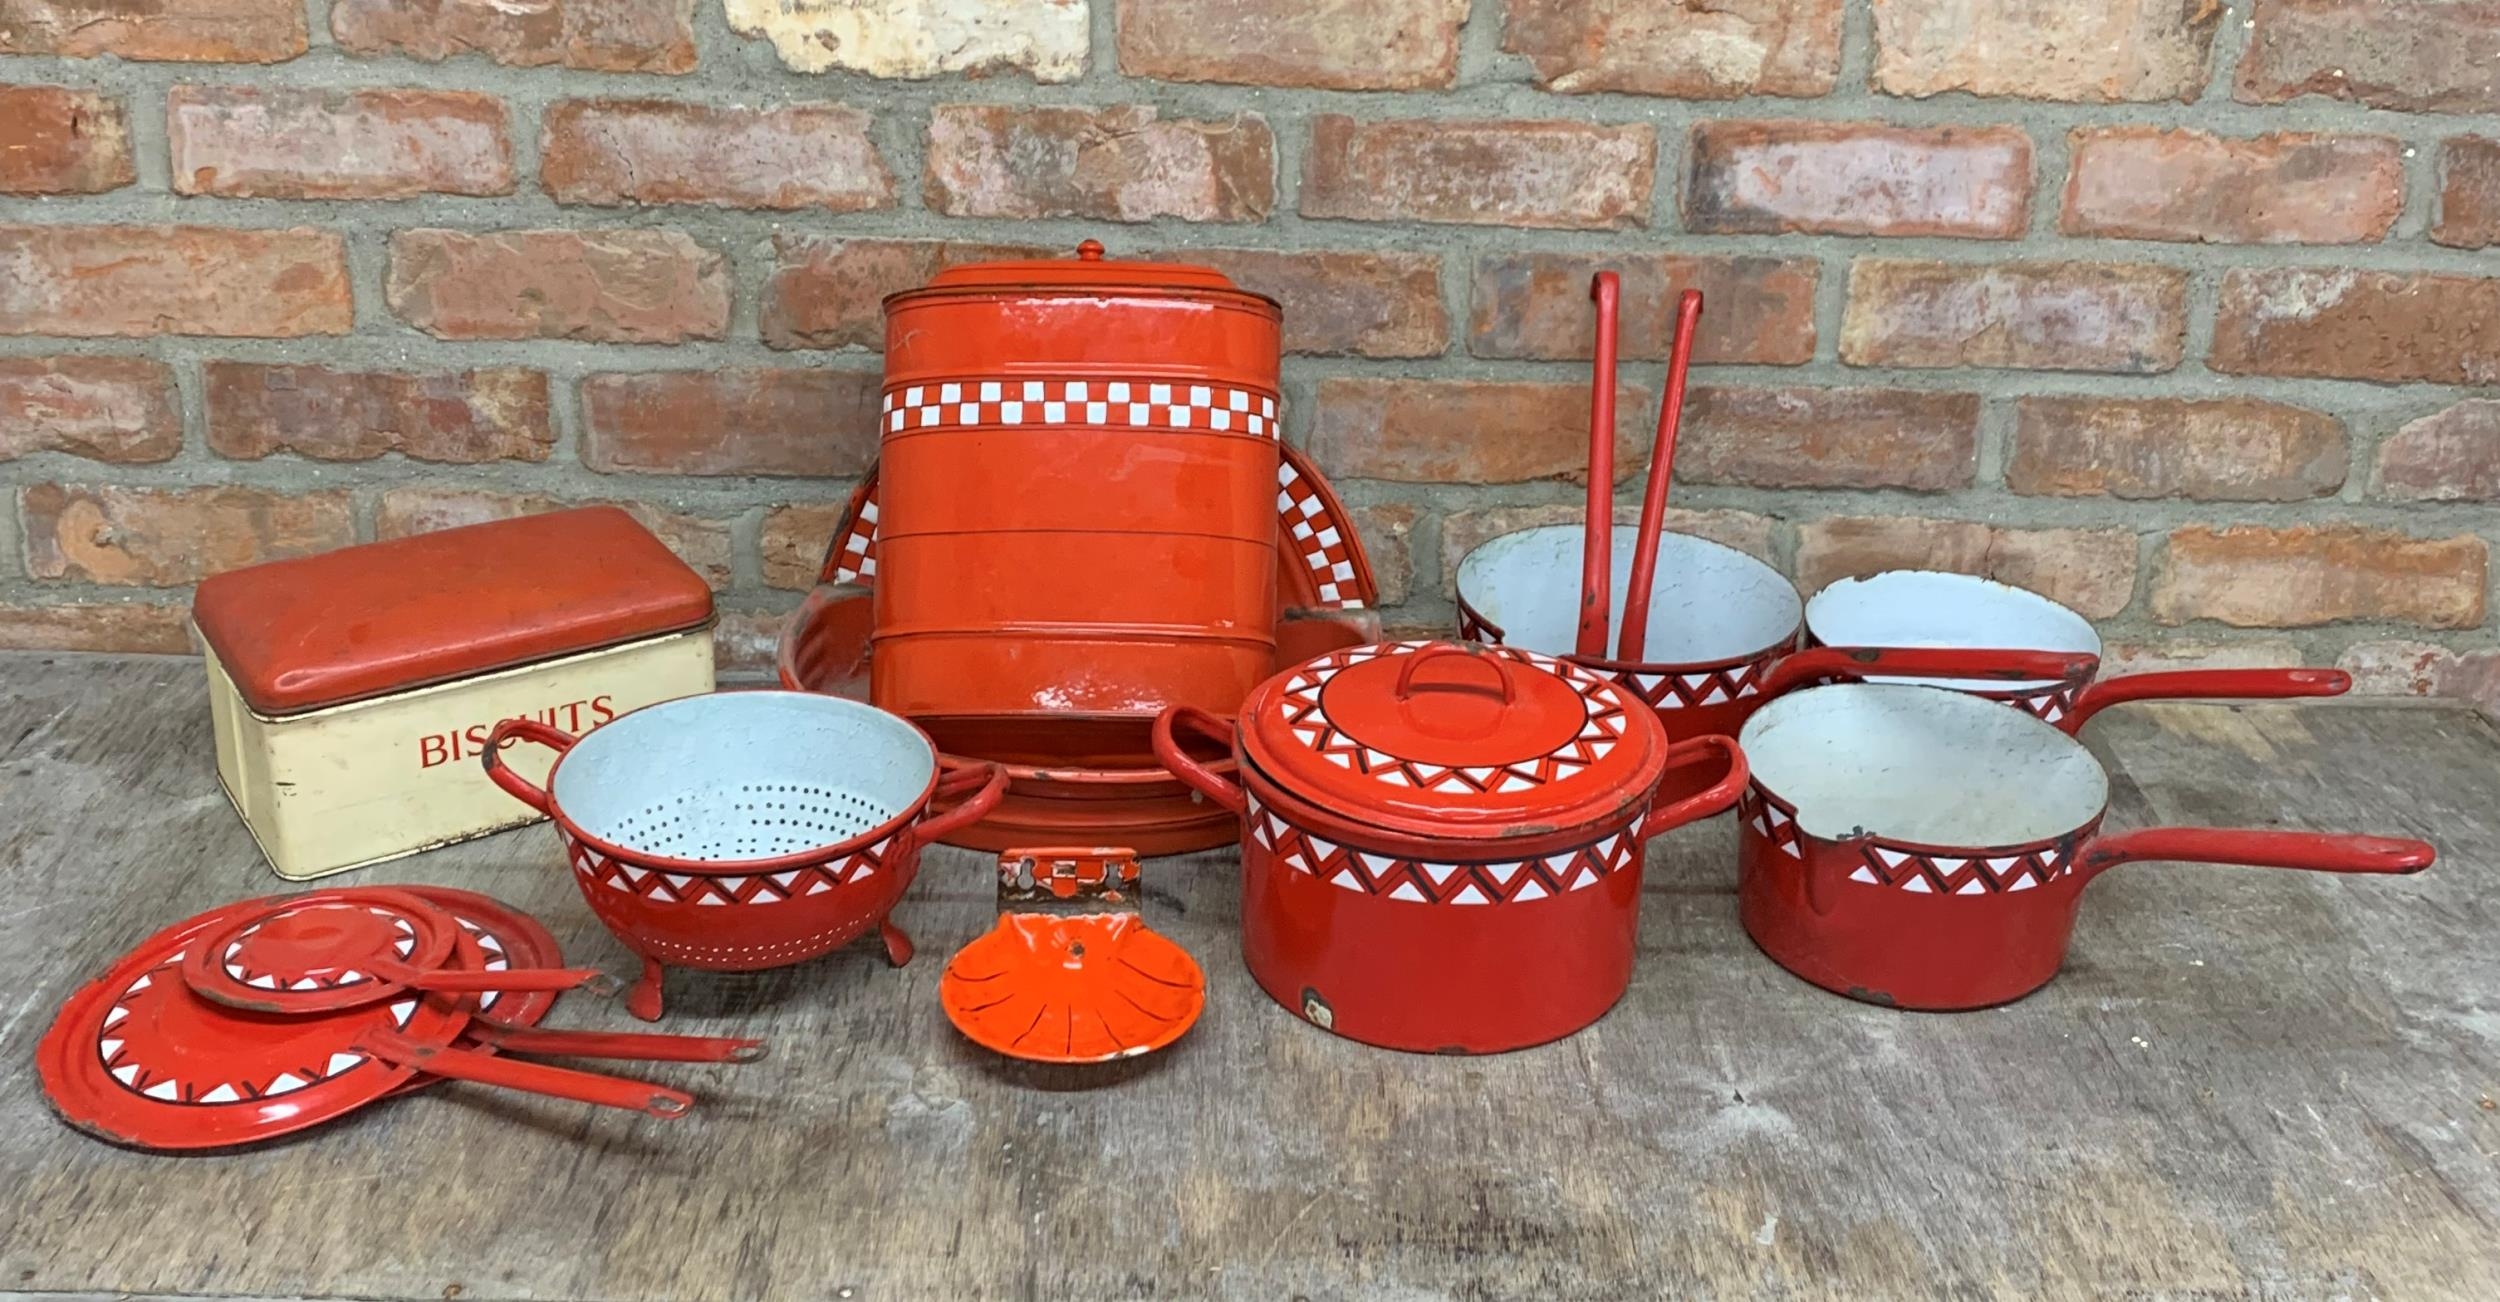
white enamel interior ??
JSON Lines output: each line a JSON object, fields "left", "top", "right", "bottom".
{"left": 1454, "top": 524, "right": 1798, "bottom": 664}
{"left": 550, "top": 692, "right": 935, "bottom": 862}
{"left": 1739, "top": 683, "right": 2108, "bottom": 847}
{"left": 1805, "top": 571, "right": 2099, "bottom": 692}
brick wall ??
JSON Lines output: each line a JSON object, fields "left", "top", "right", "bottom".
{"left": 3, "top": 0, "right": 2498, "bottom": 711}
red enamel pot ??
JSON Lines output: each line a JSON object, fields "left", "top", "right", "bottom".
{"left": 1734, "top": 682, "right": 2435, "bottom": 1011}
{"left": 482, "top": 691, "right": 1006, "bottom": 1021}
{"left": 1805, "top": 570, "right": 2352, "bottom": 726}
{"left": 1154, "top": 640, "right": 1749, "bottom": 1054}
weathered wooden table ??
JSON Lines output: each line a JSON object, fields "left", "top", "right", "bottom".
{"left": 2, "top": 653, "right": 2496, "bottom": 1300}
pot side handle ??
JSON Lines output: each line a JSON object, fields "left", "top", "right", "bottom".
{"left": 480, "top": 718, "right": 580, "bottom": 815}
{"left": 907, "top": 759, "right": 1010, "bottom": 851}
{"left": 1758, "top": 646, "right": 2099, "bottom": 698}
{"left": 2079, "top": 827, "right": 2434, "bottom": 883}
{"left": 2064, "top": 667, "right": 2349, "bottom": 732}
{"left": 1637, "top": 735, "right": 1749, "bottom": 839}
{"left": 1152, "top": 706, "right": 1247, "bottom": 816}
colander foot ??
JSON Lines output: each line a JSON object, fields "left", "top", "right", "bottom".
{"left": 880, "top": 919, "right": 914, "bottom": 968}
{"left": 626, "top": 957, "right": 666, "bottom": 1022}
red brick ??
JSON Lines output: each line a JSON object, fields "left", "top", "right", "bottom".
{"left": 1167, "top": 249, "right": 1446, "bottom": 358}
{"left": 542, "top": 99, "right": 892, "bottom": 212}
{"left": 1678, "top": 387, "right": 1978, "bottom": 490}
{"left": 2210, "top": 268, "right": 2500, "bottom": 386}
{"left": 924, "top": 105, "right": 1275, "bottom": 224}
{"left": 330, "top": 0, "right": 694, "bottom": 73}
{"left": 1308, "top": 378, "right": 1652, "bottom": 484}
{"left": 760, "top": 502, "right": 848, "bottom": 591}
{"left": 1870, "top": 0, "right": 2220, "bottom": 103}
{"left": 761, "top": 236, "right": 1054, "bottom": 352}
{"left": 1840, "top": 259, "right": 2187, "bottom": 373}
{"left": 1440, "top": 504, "right": 1780, "bottom": 595}
{"left": 0, "top": 226, "right": 351, "bottom": 339}
{"left": 0, "top": 87, "right": 135, "bottom": 194}
{"left": 375, "top": 486, "right": 732, "bottom": 587}
{"left": 1302, "top": 116, "right": 1655, "bottom": 230}
{"left": 1468, "top": 252, "right": 1818, "bottom": 364}
{"left": 0, "top": 358, "right": 180, "bottom": 464}
{"left": 1503, "top": 0, "right": 1842, "bottom": 98}
{"left": 2435, "top": 136, "right": 2500, "bottom": 250}
{"left": 167, "top": 87, "right": 511, "bottom": 201}
{"left": 581, "top": 369, "right": 880, "bottom": 477}
{"left": 2009, "top": 396, "right": 2346, "bottom": 501}
{"left": 0, "top": 601, "right": 192, "bottom": 654}
{"left": 2375, "top": 400, "right": 2500, "bottom": 502}
{"left": 386, "top": 229, "right": 728, "bottom": 345}
{"left": 204, "top": 362, "right": 552, "bottom": 464}
{"left": 1119, "top": 0, "right": 1466, "bottom": 90}
{"left": 2060, "top": 129, "right": 2402, "bottom": 244}
{"left": 2237, "top": 0, "right": 2500, "bottom": 114}
{"left": 1, "top": 0, "right": 305, "bottom": 61}
{"left": 2339, "top": 641, "right": 2500, "bottom": 715}
{"left": 1349, "top": 503, "right": 1418, "bottom": 607}
{"left": 2153, "top": 526, "right": 2487, "bottom": 629}
{"left": 1686, "top": 121, "right": 2031, "bottom": 239}
{"left": 20, "top": 484, "right": 354, "bottom": 586}
{"left": 2102, "top": 638, "right": 2307, "bottom": 677}
{"left": 1796, "top": 516, "right": 2138, "bottom": 619}
{"left": 713, "top": 606, "right": 789, "bottom": 676}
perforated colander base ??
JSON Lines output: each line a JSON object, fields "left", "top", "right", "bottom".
{"left": 608, "top": 783, "right": 898, "bottom": 861}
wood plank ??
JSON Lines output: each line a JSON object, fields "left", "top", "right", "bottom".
{"left": 0, "top": 653, "right": 2496, "bottom": 1299}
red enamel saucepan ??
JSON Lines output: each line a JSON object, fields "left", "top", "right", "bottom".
{"left": 1805, "top": 570, "right": 2352, "bottom": 727}
{"left": 1734, "top": 682, "right": 2435, "bottom": 1010}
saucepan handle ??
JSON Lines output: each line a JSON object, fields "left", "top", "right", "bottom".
{"left": 384, "top": 962, "right": 619, "bottom": 997}
{"left": 1636, "top": 735, "right": 1749, "bottom": 839}
{"left": 908, "top": 759, "right": 1009, "bottom": 850}
{"left": 355, "top": 1028, "right": 693, "bottom": 1118}
{"left": 1152, "top": 706, "right": 1248, "bottom": 816}
{"left": 2078, "top": 827, "right": 2434, "bottom": 884}
{"left": 2064, "top": 668, "right": 2349, "bottom": 732}
{"left": 1758, "top": 646, "right": 2099, "bottom": 699}
{"left": 479, "top": 718, "right": 579, "bottom": 815}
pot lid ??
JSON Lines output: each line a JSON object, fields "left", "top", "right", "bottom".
{"left": 1239, "top": 640, "right": 1666, "bottom": 839}
{"left": 37, "top": 901, "right": 461, "bottom": 1151}
{"left": 893, "top": 240, "right": 1280, "bottom": 312}
{"left": 183, "top": 889, "right": 456, "bottom": 1015}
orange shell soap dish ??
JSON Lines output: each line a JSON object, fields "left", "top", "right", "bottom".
{"left": 940, "top": 849, "right": 1205, "bottom": 1064}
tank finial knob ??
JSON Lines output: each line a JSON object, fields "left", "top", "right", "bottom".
{"left": 1077, "top": 239, "right": 1105, "bottom": 262}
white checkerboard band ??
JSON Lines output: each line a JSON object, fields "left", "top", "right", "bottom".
{"left": 1278, "top": 461, "right": 1362, "bottom": 609}
{"left": 882, "top": 379, "right": 1277, "bottom": 438}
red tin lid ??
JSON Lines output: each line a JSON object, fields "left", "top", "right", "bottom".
{"left": 192, "top": 506, "right": 714, "bottom": 716}
{"left": 891, "top": 240, "right": 1279, "bottom": 314}
{"left": 1238, "top": 640, "right": 1667, "bottom": 842}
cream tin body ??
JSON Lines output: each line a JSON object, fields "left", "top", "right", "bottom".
{"left": 205, "top": 626, "right": 716, "bottom": 880}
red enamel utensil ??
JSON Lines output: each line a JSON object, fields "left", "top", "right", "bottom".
{"left": 482, "top": 691, "right": 1009, "bottom": 1021}
{"left": 1617, "top": 288, "right": 1704, "bottom": 664}
{"left": 39, "top": 906, "right": 701, "bottom": 1151}
{"left": 1805, "top": 569, "right": 2354, "bottom": 727}
{"left": 1156, "top": 639, "right": 1750, "bottom": 1054}
{"left": 182, "top": 888, "right": 612, "bottom": 1015}
{"left": 940, "top": 848, "right": 1205, "bottom": 1064}
{"left": 1734, "top": 682, "right": 2435, "bottom": 1010}
{"left": 1578, "top": 272, "right": 1621, "bottom": 660}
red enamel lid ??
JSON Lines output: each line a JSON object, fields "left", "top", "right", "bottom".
{"left": 891, "top": 240, "right": 1279, "bottom": 313}
{"left": 191, "top": 506, "right": 714, "bottom": 716}
{"left": 36, "top": 901, "right": 465, "bottom": 1151}
{"left": 1238, "top": 640, "right": 1667, "bottom": 841}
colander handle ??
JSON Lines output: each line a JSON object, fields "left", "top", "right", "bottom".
{"left": 480, "top": 718, "right": 580, "bottom": 815}
{"left": 908, "top": 759, "right": 1008, "bottom": 850}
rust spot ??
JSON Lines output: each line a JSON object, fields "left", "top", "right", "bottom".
{"left": 1299, "top": 987, "right": 1334, "bottom": 1030}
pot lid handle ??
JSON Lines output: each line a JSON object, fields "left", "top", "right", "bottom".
{"left": 1395, "top": 644, "right": 1518, "bottom": 705}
